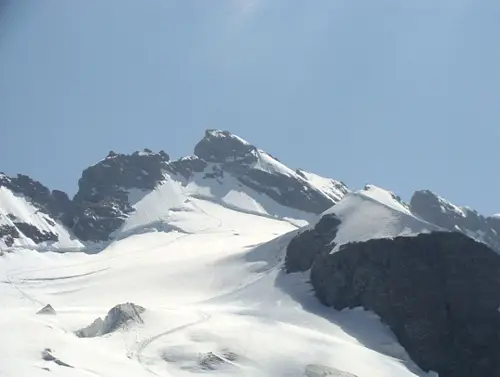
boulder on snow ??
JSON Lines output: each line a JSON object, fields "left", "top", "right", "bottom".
{"left": 37, "top": 304, "right": 56, "bottom": 315}
{"left": 76, "top": 303, "right": 145, "bottom": 338}
{"left": 41, "top": 348, "right": 73, "bottom": 368}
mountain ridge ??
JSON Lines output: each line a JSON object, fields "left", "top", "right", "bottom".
{"left": 0, "top": 129, "right": 349, "bottom": 249}
{"left": 1, "top": 129, "right": 498, "bottom": 254}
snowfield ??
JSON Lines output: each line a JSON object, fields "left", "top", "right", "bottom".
{"left": 0, "top": 188, "right": 436, "bottom": 377}
{"left": 324, "top": 185, "right": 439, "bottom": 251}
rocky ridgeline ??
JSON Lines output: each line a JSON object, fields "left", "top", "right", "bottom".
{"left": 1, "top": 129, "right": 349, "bottom": 245}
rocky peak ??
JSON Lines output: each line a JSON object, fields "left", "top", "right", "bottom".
{"left": 72, "top": 149, "right": 171, "bottom": 241}
{"left": 194, "top": 129, "right": 339, "bottom": 214}
{"left": 1, "top": 130, "right": 349, "bottom": 245}
{"left": 0, "top": 173, "right": 72, "bottom": 222}
{"left": 410, "top": 190, "right": 500, "bottom": 252}
{"left": 78, "top": 149, "right": 170, "bottom": 194}
{"left": 194, "top": 129, "right": 258, "bottom": 165}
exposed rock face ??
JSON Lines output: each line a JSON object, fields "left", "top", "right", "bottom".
{"left": 305, "top": 364, "right": 358, "bottom": 377}
{"left": 0, "top": 174, "right": 72, "bottom": 223}
{"left": 0, "top": 174, "right": 72, "bottom": 246}
{"left": 0, "top": 224, "right": 19, "bottom": 247}
{"left": 307, "top": 232, "right": 500, "bottom": 377}
{"left": 37, "top": 304, "right": 56, "bottom": 315}
{"left": 168, "top": 156, "right": 207, "bottom": 180}
{"left": 14, "top": 222, "right": 57, "bottom": 243}
{"left": 72, "top": 151, "right": 170, "bottom": 241}
{"left": 76, "top": 303, "right": 145, "bottom": 338}
{"left": 194, "top": 129, "right": 339, "bottom": 214}
{"left": 1, "top": 129, "right": 349, "bottom": 245}
{"left": 410, "top": 190, "right": 500, "bottom": 253}
{"left": 285, "top": 213, "right": 341, "bottom": 273}
{"left": 41, "top": 348, "right": 73, "bottom": 368}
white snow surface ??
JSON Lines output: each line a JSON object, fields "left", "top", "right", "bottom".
{"left": 325, "top": 185, "right": 439, "bottom": 251}
{"left": 0, "top": 187, "right": 83, "bottom": 250}
{"left": 0, "top": 186, "right": 436, "bottom": 377}
{"left": 296, "top": 169, "right": 350, "bottom": 203}
{"left": 112, "top": 163, "right": 331, "bottom": 239}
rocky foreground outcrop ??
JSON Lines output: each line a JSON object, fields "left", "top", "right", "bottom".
{"left": 76, "top": 303, "right": 145, "bottom": 338}
{"left": 292, "top": 231, "right": 500, "bottom": 377}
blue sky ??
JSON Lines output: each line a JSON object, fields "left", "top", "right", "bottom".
{"left": 1, "top": 0, "right": 499, "bottom": 214}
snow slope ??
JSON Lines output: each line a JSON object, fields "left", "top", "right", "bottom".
{"left": 324, "top": 185, "right": 439, "bottom": 251}
{"left": 0, "top": 186, "right": 83, "bottom": 250}
{"left": 296, "top": 169, "right": 350, "bottom": 203}
{"left": 0, "top": 188, "right": 435, "bottom": 377}
{"left": 114, "top": 168, "right": 317, "bottom": 239}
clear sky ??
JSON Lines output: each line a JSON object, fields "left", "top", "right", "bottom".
{"left": 1, "top": 0, "right": 499, "bottom": 214}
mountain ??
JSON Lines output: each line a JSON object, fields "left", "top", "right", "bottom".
{"left": 0, "top": 129, "right": 348, "bottom": 250}
{"left": 0, "top": 176, "right": 432, "bottom": 377}
{"left": 285, "top": 186, "right": 500, "bottom": 377}
{"left": 2, "top": 130, "right": 500, "bottom": 377}
{"left": 0, "top": 174, "right": 82, "bottom": 250}
{"left": 410, "top": 189, "right": 500, "bottom": 253}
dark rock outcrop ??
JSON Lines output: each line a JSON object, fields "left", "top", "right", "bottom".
{"left": 0, "top": 224, "right": 19, "bottom": 247}
{"left": 37, "top": 304, "right": 56, "bottom": 315}
{"left": 41, "top": 349, "right": 73, "bottom": 368}
{"left": 285, "top": 213, "right": 341, "bottom": 273}
{"left": 72, "top": 151, "right": 170, "bottom": 241}
{"left": 194, "top": 129, "right": 338, "bottom": 214}
{"left": 307, "top": 232, "right": 500, "bottom": 377}
{"left": 167, "top": 156, "right": 207, "bottom": 180}
{"left": 411, "top": 190, "right": 500, "bottom": 253}
{"left": 14, "top": 222, "right": 57, "bottom": 243}
{"left": 0, "top": 174, "right": 73, "bottom": 245}
{"left": 1, "top": 129, "right": 349, "bottom": 245}
{"left": 76, "top": 303, "right": 145, "bottom": 338}
{"left": 305, "top": 364, "right": 358, "bottom": 377}
{"left": 0, "top": 174, "right": 73, "bottom": 224}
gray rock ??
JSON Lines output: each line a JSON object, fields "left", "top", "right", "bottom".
{"left": 37, "top": 304, "right": 56, "bottom": 315}
{"left": 410, "top": 190, "right": 500, "bottom": 253}
{"left": 198, "top": 352, "right": 227, "bottom": 370}
{"left": 13, "top": 222, "right": 57, "bottom": 243}
{"left": 305, "top": 364, "right": 357, "bottom": 377}
{"left": 0, "top": 224, "right": 19, "bottom": 247}
{"left": 0, "top": 174, "right": 71, "bottom": 245}
{"left": 1, "top": 129, "right": 349, "bottom": 245}
{"left": 194, "top": 129, "right": 340, "bottom": 214}
{"left": 285, "top": 213, "right": 341, "bottom": 273}
{"left": 76, "top": 303, "right": 145, "bottom": 338}
{"left": 72, "top": 151, "right": 170, "bottom": 241}
{"left": 41, "top": 348, "right": 73, "bottom": 368}
{"left": 307, "top": 232, "right": 500, "bottom": 377}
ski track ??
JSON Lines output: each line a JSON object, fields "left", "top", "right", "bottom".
{"left": 135, "top": 310, "right": 211, "bottom": 377}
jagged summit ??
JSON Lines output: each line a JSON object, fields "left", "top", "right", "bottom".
{"left": 0, "top": 130, "right": 349, "bottom": 247}
{"left": 3, "top": 129, "right": 496, "bottom": 252}
{"left": 410, "top": 189, "right": 500, "bottom": 252}
{"left": 194, "top": 129, "right": 256, "bottom": 164}
{"left": 0, "top": 173, "right": 79, "bottom": 249}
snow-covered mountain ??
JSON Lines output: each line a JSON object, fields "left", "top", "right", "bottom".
{"left": 410, "top": 189, "right": 500, "bottom": 253}
{"left": 2, "top": 130, "right": 500, "bottom": 377}
{"left": 285, "top": 185, "right": 500, "bottom": 377}
{"left": 0, "top": 174, "right": 82, "bottom": 250}
{"left": 1, "top": 129, "right": 349, "bottom": 249}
